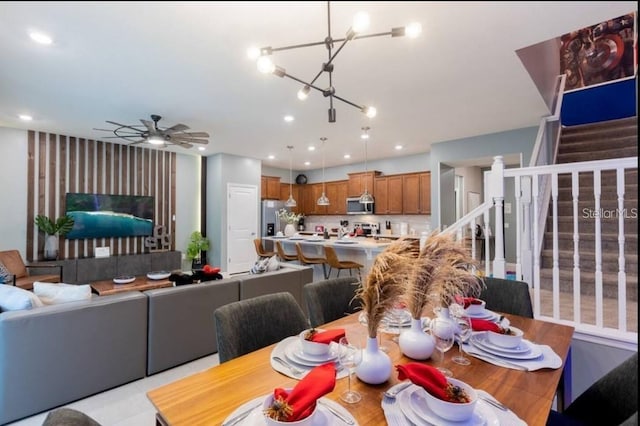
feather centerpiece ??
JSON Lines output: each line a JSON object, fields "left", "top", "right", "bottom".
{"left": 408, "top": 231, "right": 482, "bottom": 318}
{"left": 356, "top": 239, "right": 417, "bottom": 338}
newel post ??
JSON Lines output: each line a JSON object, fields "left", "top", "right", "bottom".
{"left": 490, "top": 156, "right": 506, "bottom": 278}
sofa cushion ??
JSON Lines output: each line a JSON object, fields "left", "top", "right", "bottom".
{"left": 0, "top": 262, "right": 12, "bottom": 284}
{"left": 266, "top": 255, "right": 280, "bottom": 272}
{"left": 0, "top": 284, "right": 43, "bottom": 311}
{"left": 250, "top": 257, "right": 269, "bottom": 274}
{"left": 33, "top": 282, "right": 91, "bottom": 305}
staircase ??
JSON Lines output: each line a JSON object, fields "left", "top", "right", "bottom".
{"left": 540, "top": 116, "right": 638, "bottom": 301}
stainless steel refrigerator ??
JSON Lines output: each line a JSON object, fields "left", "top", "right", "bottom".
{"left": 261, "top": 199, "right": 287, "bottom": 237}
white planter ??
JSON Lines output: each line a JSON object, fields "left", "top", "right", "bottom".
{"left": 399, "top": 318, "right": 435, "bottom": 360}
{"left": 284, "top": 223, "right": 296, "bottom": 237}
{"left": 355, "top": 337, "right": 392, "bottom": 385}
{"left": 44, "top": 234, "right": 58, "bottom": 260}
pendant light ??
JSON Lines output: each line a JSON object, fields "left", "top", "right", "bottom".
{"left": 317, "top": 137, "right": 330, "bottom": 205}
{"left": 359, "top": 127, "right": 374, "bottom": 204}
{"left": 285, "top": 145, "right": 297, "bottom": 207}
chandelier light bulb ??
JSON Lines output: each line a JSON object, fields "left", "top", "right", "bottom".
{"left": 352, "top": 12, "right": 370, "bottom": 33}
{"left": 247, "top": 47, "right": 261, "bottom": 60}
{"left": 297, "top": 85, "right": 310, "bottom": 100}
{"left": 406, "top": 22, "right": 422, "bottom": 38}
{"left": 257, "top": 56, "right": 275, "bottom": 74}
{"left": 364, "top": 106, "right": 377, "bottom": 118}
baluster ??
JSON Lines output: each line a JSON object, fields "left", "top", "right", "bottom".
{"left": 571, "top": 171, "right": 581, "bottom": 324}
{"left": 532, "top": 174, "right": 540, "bottom": 317}
{"left": 552, "top": 173, "right": 560, "bottom": 319}
{"left": 616, "top": 167, "right": 627, "bottom": 332}
{"left": 483, "top": 211, "right": 491, "bottom": 277}
{"left": 515, "top": 177, "right": 522, "bottom": 280}
{"left": 521, "top": 176, "right": 533, "bottom": 285}
{"left": 593, "top": 170, "right": 603, "bottom": 327}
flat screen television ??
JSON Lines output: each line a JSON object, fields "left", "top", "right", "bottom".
{"left": 65, "top": 193, "right": 154, "bottom": 239}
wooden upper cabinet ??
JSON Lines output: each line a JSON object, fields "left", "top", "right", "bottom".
{"left": 279, "top": 182, "right": 302, "bottom": 214}
{"left": 347, "top": 171, "right": 380, "bottom": 197}
{"left": 262, "top": 176, "right": 281, "bottom": 200}
{"left": 374, "top": 175, "right": 403, "bottom": 214}
{"left": 402, "top": 172, "right": 431, "bottom": 214}
{"left": 324, "top": 181, "right": 348, "bottom": 215}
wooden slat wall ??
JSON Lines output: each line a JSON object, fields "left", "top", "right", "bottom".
{"left": 26, "top": 130, "right": 176, "bottom": 262}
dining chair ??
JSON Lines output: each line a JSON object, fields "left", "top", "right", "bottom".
{"left": 478, "top": 276, "right": 534, "bottom": 318}
{"left": 546, "top": 351, "right": 637, "bottom": 426}
{"left": 275, "top": 241, "right": 298, "bottom": 262}
{"left": 323, "top": 245, "right": 363, "bottom": 278}
{"left": 295, "top": 243, "right": 328, "bottom": 279}
{"left": 253, "top": 238, "right": 275, "bottom": 259}
{"left": 42, "top": 408, "right": 102, "bottom": 426}
{"left": 303, "top": 277, "right": 361, "bottom": 327}
{"left": 213, "top": 292, "right": 309, "bottom": 363}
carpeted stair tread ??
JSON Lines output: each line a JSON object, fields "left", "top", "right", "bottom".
{"left": 557, "top": 147, "right": 638, "bottom": 163}
{"left": 538, "top": 268, "right": 638, "bottom": 301}
{"left": 540, "top": 249, "right": 637, "bottom": 274}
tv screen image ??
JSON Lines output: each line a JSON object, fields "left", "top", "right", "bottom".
{"left": 65, "top": 193, "right": 154, "bottom": 240}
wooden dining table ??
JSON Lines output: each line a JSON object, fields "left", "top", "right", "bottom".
{"left": 147, "top": 312, "right": 574, "bottom": 426}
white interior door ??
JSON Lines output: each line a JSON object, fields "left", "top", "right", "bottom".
{"left": 227, "top": 183, "right": 258, "bottom": 274}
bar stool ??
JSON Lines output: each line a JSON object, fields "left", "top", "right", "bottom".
{"left": 275, "top": 241, "right": 298, "bottom": 262}
{"left": 253, "top": 238, "right": 275, "bottom": 259}
{"left": 295, "top": 243, "right": 329, "bottom": 279}
{"left": 323, "top": 245, "right": 363, "bottom": 278}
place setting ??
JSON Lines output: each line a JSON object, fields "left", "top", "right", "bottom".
{"left": 381, "top": 363, "right": 526, "bottom": 426}
{"left": 270, "top": 328, "right": 349, "bottom": 380}
{"left": 222, "top": 363, "right": 358, "bottom": 426}
{"left": 463, "top": 318, "right": 563, "bottom": 371}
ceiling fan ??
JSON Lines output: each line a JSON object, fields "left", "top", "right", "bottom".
{"left": 94, "top": 114, "right": 209, "bottom": 149}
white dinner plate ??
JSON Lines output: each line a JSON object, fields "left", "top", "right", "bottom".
{"left": 147, "top": 271, "right": 171, "bottom": 280}
{"left": 113, "top": 276, "right": 136, "bottom": 284}
{"left": 470, "top": 332, "right": 531, "bottom": 354}
{"left": 224, "top": 395, "right": 358, "bottom": 425}
{"left": 398, "top": 385, "right": 499, "bottom": 426}
{"left": 466, "top": 309, "right": 500, "bottom": 321}
{"left": 288, "top": 236, "right": 304, "bottom": 240}
{"left": 471, "top": 333, "right": 542, "bottom": 359}
{"left": 334, "top": 240, "right": 357, "bottom": 244}
{"left": 307, "top": 238, "right": 324, "bottom": 242}
{"left": 272, "top": 235, "right": 288, "bottom": 239}
{"left": 284, "top": 341, "right": 338, "bottom": 366}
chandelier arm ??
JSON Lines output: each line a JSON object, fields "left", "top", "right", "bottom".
{"left": 281, "top": 72, "right": 325, "bottom": 94}
{"left": 332, "top": 93, "right": 364, "bottom": 110}
{"left": 266, "top": 30, "right": 393, "bottom": 54}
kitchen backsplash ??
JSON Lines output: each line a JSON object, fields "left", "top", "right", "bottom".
{"left": 303, "top": 214, "right": 432, "bottom": 236}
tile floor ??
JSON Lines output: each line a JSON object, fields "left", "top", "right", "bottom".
{"left": 7, "top": 353, "right": 220, "bottom": 426}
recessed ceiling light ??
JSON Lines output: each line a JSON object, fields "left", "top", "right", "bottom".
{"left": 198, "top": 146, "right": 206, "bottom": 151}
{"left": 268, "top": 155, "right": 275, "bottom": 160}
{"left": 395, "top": 144, "right": 403, "bottom": 150}
{"left": 343, "top": 154, "right": 351, "bottom": 159}
{"left": 29, "top": 31, "right": 53, "bottom": 45}
{"left": 284, "top": 115, "right": 294, "bottom": 122}
{"left": 304, "top": 161, "right": 311, "bottom": 166}
{"left": 19, "top": 114, "right": 33, "bottom": 121}
{"left": 308, "top": 146, "right": 315, "bottom": 151}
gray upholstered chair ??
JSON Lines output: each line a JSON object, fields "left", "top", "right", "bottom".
{"left": 214, "top": 292, "right": 309, "bottom": 363}
{"left": 478, "top": 277, "right": 534, "bottom": 318}
{"left": 303, "top": 277, "right": 361, "bottom": 327}
{"left": 42, "top": 408, "right": 101, "bottom": 426}
{"left": 546, "top": 352, "right": 637, "bottom": 426}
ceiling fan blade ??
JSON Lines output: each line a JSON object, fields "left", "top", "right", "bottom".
{"left": 164, "top": 123, "right": 190, "bottom": 133}
{"left": 178, "top": 131, "right": 209, "bottom": 138}
{"left": 106, "top": 121, "right": 144, "bottom": 134}
{"left": 170, "top": 136, "right": 208, "bottom": 144}
{"left": 140, "top": 119, "right": 156, "bottom": 133}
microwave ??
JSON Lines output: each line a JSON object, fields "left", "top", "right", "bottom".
{"left": 346, "top": 197, "right": 375, "bottom": 215}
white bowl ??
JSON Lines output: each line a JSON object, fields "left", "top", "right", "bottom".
{"left": 464, "top": 299, "right": 486, "bottom": 315}
{"left": 423, "top": 377, "right": 478, "bottom": 422}
{"left": 263, "top": 388, "right": 317, "bottom": 425}
{"left": 487, "top": 326, "right": 524, "bottom": 348}
{"left": 299, "top": 329, "right": 330, "bottom": 356}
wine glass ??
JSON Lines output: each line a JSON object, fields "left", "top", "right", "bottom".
{"left": 451, "top": 307, "right": 473, "bottom": 366}
{"left": 430, "top": 315, "right": 455, "bottom": 377}
{"left": 337, "top": 336, "right": 363, "bottom": 403}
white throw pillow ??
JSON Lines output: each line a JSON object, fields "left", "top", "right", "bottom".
{"left": 0, "top": 285, "right": 43, "bottom": 311}
{"left": 33, "top": 282, "right": 91, "bottom": 305}
{"left": 266, "top": 255, "right": 280, "bottom": 272}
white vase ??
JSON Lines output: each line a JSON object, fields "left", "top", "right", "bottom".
{"left": 284, "top": 223, "right": 296, "bottom": 237}
{"left": 399, "top": 318, "right": 435, "bottom": 360}
{"left": 44, "top": 234, "right": 58, "bottom": 260}
{"left": 355, "top": 336, "right": 392, "bottom": 385}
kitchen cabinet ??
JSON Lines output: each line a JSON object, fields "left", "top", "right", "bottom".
{"left": 261, "top": 176, "right": 281, "bottom": 200}
{"left": 347, "top": 171, "right": 380, "bottom": 197}
{"left": 279, "top": 183, "right": 302, "bottom": 214}
{"left": 374, "top": 175, "right": 403, "bottom": 214}
{"left": 324, "top": 181, "right": 348, "bottom": 215}
{"left": 300, "top": 183, "right": 324, "bottom": 215}
{"left": 402, "top": 172, "right": 431, "bottom": 214}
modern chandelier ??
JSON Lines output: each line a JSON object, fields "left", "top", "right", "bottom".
{"left": 249, "top": 1, "right": 421, "bottom": 122}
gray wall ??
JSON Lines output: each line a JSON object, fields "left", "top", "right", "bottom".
{"left": 175, "top": 154, "right": 202, "bottom": 269}
{"left": 0, "top": 127, "right": 29, "bottom": 255}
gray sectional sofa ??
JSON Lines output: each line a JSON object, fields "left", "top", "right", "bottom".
{"left": 0, "top": 264, "right": 313, "bottom": 425}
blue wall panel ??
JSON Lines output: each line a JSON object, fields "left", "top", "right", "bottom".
{"left": 561, "top": 78, "right": 637, "bottom": 126}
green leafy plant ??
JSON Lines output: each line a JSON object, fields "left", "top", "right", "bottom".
{"left": 34, "top": 214, "right": 75, "bottom": 236}
{"left": 186, "top": 231, "right": 210, "bottom": 261}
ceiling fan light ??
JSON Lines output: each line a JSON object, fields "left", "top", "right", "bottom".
{"left": 147, "top": 135, "right": 165, "bottom": 145}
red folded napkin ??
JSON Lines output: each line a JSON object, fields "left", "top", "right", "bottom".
{"left": 270, "top": 363, "right": 336, "bottom": 421}
{"left": 454, "top": 295, "right": 483, "bottom": 309}
{"left": 471, "top": 318, "right": 501, "bottom": 333}
{"left": 308, "top": 328, "right": 345, "bottom": 345}
{"left": 396, "top": 363, "right": 454, "bottom": 402}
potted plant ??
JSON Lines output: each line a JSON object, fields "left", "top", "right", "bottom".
{"left": 186, "top": 231, "right": 210, "bottom": 270}
{"left": 34, "top": 214, "right": 75, "bottom": 260}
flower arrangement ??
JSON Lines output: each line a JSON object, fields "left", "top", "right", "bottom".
{"left": 277, "top": 208, "right": 303, "bottom": 224}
